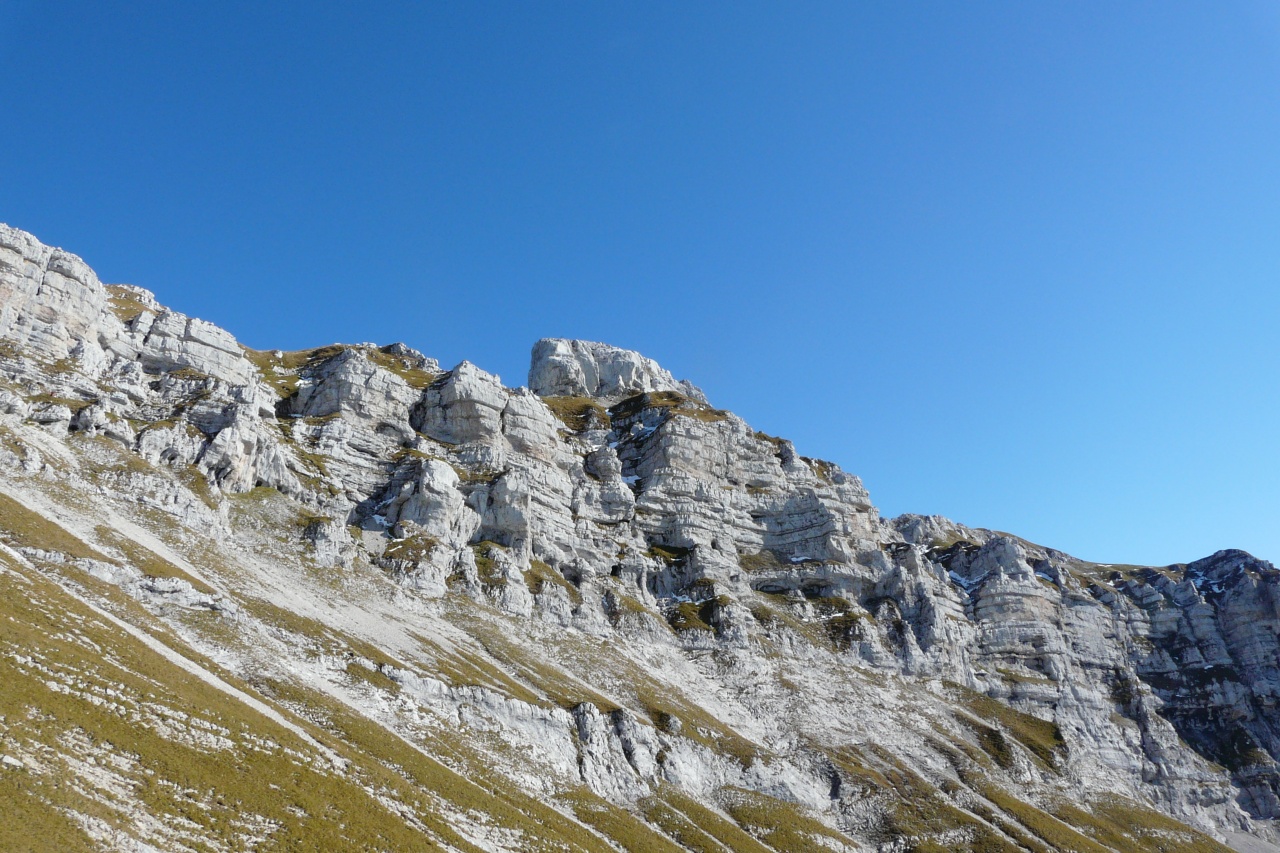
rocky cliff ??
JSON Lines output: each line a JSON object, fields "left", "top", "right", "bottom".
{"left": 0, "top": 222, "right": 1275, "bottom": 852}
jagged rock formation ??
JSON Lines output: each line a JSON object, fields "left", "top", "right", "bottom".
{"left": 529, "top": 337, "right": 708, "bottom": 403}
{"left": 0, "top": 222, "right": 1276, "bottom": 852}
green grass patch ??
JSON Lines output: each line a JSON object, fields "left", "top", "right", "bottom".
{"left": 638, "top": 796, "right": 730, "bottom": 853}
{"left": 255, "top": 676, "right": 618, "bottom": 852}
{"left": 174, "top": 465, "right": 219, "bottom": 510}
{"left": 451, "top": 464, "right": 501, "bottom": 484}
{"left": 0, "top": 491, "right": 109, "bottom": 561}
{"left": 237, "top": 597, "right": 405, "bottom": 672}
{"left": 406, "top": 631, "right": 544, "bottom": 706}
{"left": 345, "top": 661, "right": 401, "bottom": 695}
{"left": 558, "top": 787, "right": 687, "bottom": 853}
{"left": 667, "top": 601, "right": 714, "bottom": 633}
{"left": 646, "top": 543, "right": 689, "bottom": 565}
{"left": 367, "top": 348, "right": 440, "bottom": 390}
{"left": 384, "top": 532, "right": 439, "bottom": 564}
{"left": 541, "top": 396, "right": 611, "bottom": 432}
{"left": 753, "top": 430, "right": 787, "bottom": 448}
{"left": 26, "top": 392, "right": 95, "bottom": 413}
{"left": 524, "top": 558, "right": 582, "bottom": 604}
{"left": 452, "top": 608, "right": 759, "bottom": 765}
{"left": 0, "top": 769, "right": 100, "bottom": 853}
{"left": 801, "top": 456, "right": 838, "bottom": 483}
{"left": 719, "top": 787, "right": 856, "bottom": 850}
{"left": 739, "top": 549, "right": 785, "bottom": 573}
{"left": 748, "top": 591, "right": 867, "bottom": 652}
{"left": 1049, "top": 795, "right": 1232, "bottom": 853}
{"left": 163, "top": 366, "right": 211, "bottom": 382}
{"left": 0, "top": 558, "right": 455, "bottom": 851}
{"left": 959, "top": 716, "right": 1015, "bottom": 770}
{"left": 995, "top": 666, "right": 1055, "bottom": 686}
{"left": 242, "top": 344, "right": 348, "bottom": 398}
{"left": 631, "top": 689, "right": 758, "bottom": 768}
{"left": 104, "top": 284, "right": 152, "bottom": 323}
{"left": 455, "top": 616, "right": 621, "bottom": 713}
{"left": 469, "top": 541, "right": 507, "bottom": 586}
{"left": 73, "top": 434, "right": 161, "bottom": 480}
{"left": 977, "top": 784, "right": 1113, "bottom": 853}
{"left": 641, "top": 785, "right": 774, "bottom": 853}
{"left": 247, "top": 344, "right": 438, "bottom": 398}
{"left": 94, "top": 525, "right": 216, "bottom": 594}
{"left": 830, "top": 744, "right": 1019, "bottom": 852}
{"left": 609, "top": 391, "right": 729, "bottom": 424}
{"left": 949, "top": 683, "right": 1065, "bottom": 770}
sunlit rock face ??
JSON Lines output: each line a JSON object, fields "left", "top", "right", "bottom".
{"left": 529, "top": 337, "right": 708, "bottom": 403}
{"left": 0, "top": 222, "right": 1273, "bottom": 852}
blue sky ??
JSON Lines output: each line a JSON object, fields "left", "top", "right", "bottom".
{"left": 3, "top": 2, "right": 1279, "bottom": 565}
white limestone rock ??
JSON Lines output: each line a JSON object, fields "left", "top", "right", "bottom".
{"left": 529, "top": 338, "right": 707, "bottom": 403}
{"left": 289, "top": 348, "right": 418, "bottom": 441}
{"left": 3, "top": 222, "right": 1279, "bottom": 849}
{"left": 385, "top": 459, "right": 480, "bottom": 545}
{"left": 0, "top": 223, "right": 257, "bottom": 387}
{"left": 415, "top": 361, "right": 508, "bottom": 445}
{"left": 127, "top": 310, "right": 257, "bottom": 386}
{"left": 198, "top": 404, "right": 301, "bottom": 494}
{"left": 0, "top": 224, "right": 109, "bottom": 363}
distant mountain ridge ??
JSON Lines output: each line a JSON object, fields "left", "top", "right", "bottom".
{"left": 0, "top": 222, "right": 1274, "bottom": 852}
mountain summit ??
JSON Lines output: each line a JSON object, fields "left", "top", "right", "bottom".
{"left": 0, "top": 223, "right": 1274, "bottom": 852}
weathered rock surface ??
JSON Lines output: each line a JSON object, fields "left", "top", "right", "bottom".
{"left": 0, "top": 223, "right": 1274, "bottom": 852}
{"left": 529, "top": 337, "right": 707, "bottom": 402}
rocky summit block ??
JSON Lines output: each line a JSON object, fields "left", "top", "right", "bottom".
{"left": 529, "top": 337, "right": 708, "bottom": 403}
{"left": 0, "top": 222, "right": 1273, "bottom": 853}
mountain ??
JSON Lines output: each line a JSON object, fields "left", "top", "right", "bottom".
{"left": 0, "top": 222, "right": 1275, "bottom": 852}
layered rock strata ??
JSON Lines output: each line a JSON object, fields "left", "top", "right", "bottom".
{"left": 0, "top": 222, "right": 1275, "bottom": 852}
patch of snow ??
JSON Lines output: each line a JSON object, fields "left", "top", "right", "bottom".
{"left": 949, "top": 571, "right": 989, "bottom": 591}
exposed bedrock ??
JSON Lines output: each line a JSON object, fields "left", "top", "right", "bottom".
{"left": 3, "top": 222, "right": 1278, "bottom": 847}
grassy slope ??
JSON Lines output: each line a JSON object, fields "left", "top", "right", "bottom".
{"left": 0, "top": 414, "right": 1237, "bottom": 853}
{"left": 0, "top": 504, "right": 618, "bottom": 850}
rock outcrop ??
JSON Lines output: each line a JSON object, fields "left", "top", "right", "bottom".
{"left": 529, "top": 337, "right": 707, "bottom": 402}
{"left": 0, "top": 222, "right": 1273, "bottom": 853}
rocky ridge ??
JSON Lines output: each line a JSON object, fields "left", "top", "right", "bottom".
{"left": 0, "top": 222, "right": 1276, "bottom": 852}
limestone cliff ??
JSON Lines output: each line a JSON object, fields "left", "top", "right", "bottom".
{"left": 0, "top": 222, "right": 1273, "bottom": 852}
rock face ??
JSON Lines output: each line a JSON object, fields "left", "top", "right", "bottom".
{"left": 529, "top": 337, "right": 707, "bottom": 402}
{"left": 0, "top": 222, "right": 1275, "bottom": 852}
{"left": 0, "top": 225, "right": 256, "bottom": 386}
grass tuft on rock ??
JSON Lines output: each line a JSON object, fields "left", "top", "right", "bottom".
{"left": 367, "top": 347, "right": 440, "bottom": 389}
{"left": 524, "top": 558, "right": 582, "bottom": 604}
{"left": 719, "top": 787, "right": 857, "bottom": 851}
{"left": 609, "top": 391, "right": 729, "bottom": 424}
{"left": 541, "top": 395, "right": 611, "bottom": 431}
{"left": 948, "top": 682, "right": 1066, "bottom": 771}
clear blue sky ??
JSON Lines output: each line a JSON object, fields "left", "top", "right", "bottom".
{"left": 3, "top": 2, "right": 1279, "bottom": 566}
